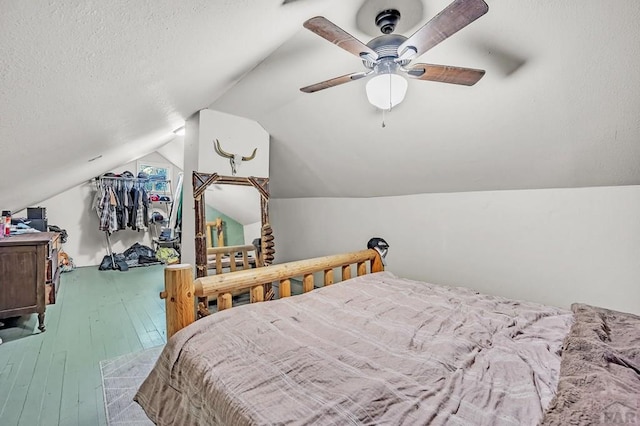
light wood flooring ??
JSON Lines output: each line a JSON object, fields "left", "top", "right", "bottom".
{"left": 0, "top": 264, "right": 167, "bottom": 426}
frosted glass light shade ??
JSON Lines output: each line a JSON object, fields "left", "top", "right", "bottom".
{"left": 365, "top": 73, "right": 408, "bottom": 110}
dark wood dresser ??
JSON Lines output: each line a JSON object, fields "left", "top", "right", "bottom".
{"left": 0, "top": 232, "right": 61, "bottom": 332}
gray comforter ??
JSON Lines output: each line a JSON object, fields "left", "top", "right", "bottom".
{"left": 542, "top": 303, "right": 640, "bottom": 425}
{"left": 135, "top": 271, "right": 573, "bottom": 425}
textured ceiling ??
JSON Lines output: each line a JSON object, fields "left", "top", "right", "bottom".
{"left": 1, "top": 0, "right": 640, "bottom": 210}
{"left": 0, "top": 0, "right": 335, "bottom": 210}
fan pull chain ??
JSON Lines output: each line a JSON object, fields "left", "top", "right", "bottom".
{"left": 381, "top": 72, "right": 393, "bottom": 128}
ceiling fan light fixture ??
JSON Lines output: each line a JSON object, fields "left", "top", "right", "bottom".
{"left": 365, "top": 72, "right": 408, "bottom": 110}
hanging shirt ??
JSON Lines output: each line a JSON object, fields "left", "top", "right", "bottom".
{"left": 98, "top": 188, "right": 112, "bottom": 231}
{"left": 109, "top": 187, "right": 118, "bottom": 232}
{"left": 135, "top": 190, "right": 147, "bottom": 231}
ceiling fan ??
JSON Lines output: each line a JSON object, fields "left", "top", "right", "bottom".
{"left": 300, "top": 0, "right": 489, "bottom": 110}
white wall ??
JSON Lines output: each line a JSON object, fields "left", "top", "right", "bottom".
{"left": 156, "top": 135, "right": 185, "bottom": 171}
{"left": 15, "top": 152, "right": 181, "bottom": 267}
{"left": 243, "top": 221, "right": 262, "bottom": 245}
{"left": 271, "top": 185, "right": 640, "bottom": 315}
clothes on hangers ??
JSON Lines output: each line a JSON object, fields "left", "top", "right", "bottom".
{"left": 94, "top": 177, "right": 150, "bottom": 232}
{"left": 128, "top": 184, "right": 149, "bottom": 231}
{"left": 135, "top": 189, "right": 148, "bottom": 231}
{"left": 96, "top": 185, "right": 118, "bottom": 232}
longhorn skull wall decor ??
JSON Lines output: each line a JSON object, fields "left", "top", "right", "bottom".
{"left": 213, "top": 139, "right": 258, "bottom": 176}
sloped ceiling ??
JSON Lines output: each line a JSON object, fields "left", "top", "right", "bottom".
{"left": 0, "top": 0, "right": 337, "bottom": 211}
{"left": 2, "top": 0, "right": 640, "bottom": 211}
{"left": 213, "top": 0, "right": 640, "bottom": 197}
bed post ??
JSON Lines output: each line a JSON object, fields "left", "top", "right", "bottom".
{"left": 160, "top": 264, "right": 195, "bottom": 339}
{"left": 367, "top": 237, "right": 388, "bottom": 273}
{"left": 371, "top": 251, "right": 384, "bottom": 273}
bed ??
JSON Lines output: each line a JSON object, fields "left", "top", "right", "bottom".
{"left": 136, "top": 248, "right": 640, "bottom": 425}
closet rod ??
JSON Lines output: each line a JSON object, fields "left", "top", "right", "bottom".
{"left": 94, "top": 176, "right": 170, "bottom": 181}
{"left": 94, "top": 176, "right": 171, "bottom": 184}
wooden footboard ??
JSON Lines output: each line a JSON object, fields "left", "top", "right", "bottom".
{"left": 161, "top": 249, "right": 384, "bottom": 338}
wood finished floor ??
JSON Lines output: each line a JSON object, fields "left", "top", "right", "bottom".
{"left": 0, "top": 264, "right": 167, "bottom": 426}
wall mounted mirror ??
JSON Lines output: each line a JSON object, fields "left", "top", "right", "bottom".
{"left": 192, "top": 172, "right": 274, "bottom": 283}
{"left": 205, "top": 184, "right": 261, "bottom": 250}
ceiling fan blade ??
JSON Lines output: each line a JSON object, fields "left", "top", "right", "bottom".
{"left": 405, "top": 63, "right": 485, "bottom": 86}
{"left": 304, "top": 17, "right": 378, "bottom": 61}
{"left": 300, "top": 71, "right": 370, "bottom": 93}
{"left": 398, "top": 0, "right": 488, "bottom": 59}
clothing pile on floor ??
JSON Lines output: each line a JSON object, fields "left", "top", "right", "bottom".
{"left": 155, "top": 247, "right": 180, "bottom": 264}
{"left": 98, "top": 242, "right": 161, "bottom": 271}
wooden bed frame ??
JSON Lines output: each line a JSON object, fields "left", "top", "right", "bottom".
{"left": 160, "top": 248, "right": 384, "bottom": 338}
{"left": 205, "top": 218, "right": 261, "bottom": 272}
{"left": 206, "top": 244, "right": 261, "bottom": 273}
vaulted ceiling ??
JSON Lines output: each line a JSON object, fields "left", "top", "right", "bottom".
{"left": 2, "top": 0, "right": 639, "bottom": 210}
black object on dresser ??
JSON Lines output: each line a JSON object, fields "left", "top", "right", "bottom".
{"left": 27, "top": 206, "right": 48, "bottom": 231}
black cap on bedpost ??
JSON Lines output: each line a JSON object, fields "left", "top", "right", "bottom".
{"left": 367, "top": 237, "right": 389, "bottom": 268}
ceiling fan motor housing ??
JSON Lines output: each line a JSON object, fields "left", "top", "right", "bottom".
{"left": 375, "top": 9, "right": 401, "bottom": 34}
{"left": 363, "top": 34, "right": 410, "bottom": 69}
